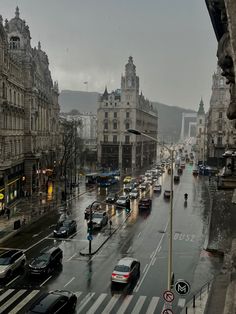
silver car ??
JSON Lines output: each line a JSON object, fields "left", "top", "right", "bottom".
{"left": 111, "top": 257, "right": 140, "bottom": 284}
{"left": 0, "top": 249, "right": 26, "bottom": 279}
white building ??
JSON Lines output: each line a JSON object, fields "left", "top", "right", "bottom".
{"left": 97, "top": 57, "right": 158, "bottom": 171}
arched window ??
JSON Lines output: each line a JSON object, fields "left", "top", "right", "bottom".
{"left": 9, "top": 36, "right": 20, "bottom": 50}
{"left": 2, "top": 82, "right": 6, "bottom": 98}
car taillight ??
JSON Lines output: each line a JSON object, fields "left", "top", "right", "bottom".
{"left": 123, "top": 273, "right": 130, "bottom": 278}
{"left": 112, "top": 273, "right": 116, "bottom": 277}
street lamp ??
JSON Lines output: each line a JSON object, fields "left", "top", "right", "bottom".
{"left": 127, "top": 128, "right": 175, "bottom": 290}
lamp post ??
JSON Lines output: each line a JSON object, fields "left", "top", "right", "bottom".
{"left": 127, "top": 128, "right": 175, "bottom": 290}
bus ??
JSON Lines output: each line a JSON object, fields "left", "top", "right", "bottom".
{"left": 97, "top": 172, "right": 119, "bottom": 187}
{"left": 85, "top": 173, "right": 99, "bottom": 186}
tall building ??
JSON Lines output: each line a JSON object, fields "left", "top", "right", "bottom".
{"left": 206, "top": 66, "right": 236, "bottom": 167}
{"left": 195, "top": 99, "right": 206, "bottom": 164}
{"left": 97, "top": 57, "right": 158, "bottom": 171}
{"left": 0, "top": 8, "right": 60, "bottom": 206}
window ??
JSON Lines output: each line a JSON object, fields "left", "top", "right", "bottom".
{"left": 113, "top": 135, "right": 117, "bottom": 143}
{"left": 104, "top": 135, "right": 108, "bottom": 142}
{"left": 217, "top": 137, "right": 222, "bottom": 145}
{"left": 127, "top": 102, "right": 130, "bottom": 106}
{"left": 9, "top": 36, "right": 20, "bottom": 50}
{"left": 113, "top": 122, "right": 117, "bottom": 129}
{"left": 199, "top": 119, "right": 202, "bottom": 125}
{"left": 104, "top": 122, "right": 108, "bottom": 130}
{"left": 125, "top": 123, "right": 129, "bottom": 130}
{"left": 219, "top": 112, "right": 223, "bottom": 118}
{"left": 125, "top": 136, "right": 130, "bottom": 144}
{"left": 106, "top": 103, "right": 108, "bottom": 106}
{"left": 126, "top": 112, "right": 130, "bottom": 118}
{"left": 114, "top": 112, "right": 117, "bottom": 118}
{"left": 199, "top": 128, "right": 202, "bottom": 134}
{"left": 105, "top": 112, "right": 108, "bottom": 118}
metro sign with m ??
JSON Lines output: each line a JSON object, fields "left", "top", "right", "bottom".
{"left": 174, "top": 280, "right": 191, "bottom": 296}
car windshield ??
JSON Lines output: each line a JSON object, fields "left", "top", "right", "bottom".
{"left": 119, "top": 196, "right": 127, "bottom": 200}
{"left": 62, "top": 221, "right": 71, "bottom": 227}
{"left": 114, "top": 265, "right": 130, "bottom": 272}
{"left": 36, "top": 253, "right": 50, "bottom": 262}
{"left": 93, "top": 213, "right": 103, "bottom": 218}
{"left": 0, "top": 257, "right": 11, "bottom": 265}
{"left": 131, "top": 189, "right": 138, "bottom": 193}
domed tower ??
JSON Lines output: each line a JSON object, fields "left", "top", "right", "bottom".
{"left": 5, "top": 7, "right": 32, "bottom": 63}
{"left": 121, "top": 56, "right": 139, "bottom": 106}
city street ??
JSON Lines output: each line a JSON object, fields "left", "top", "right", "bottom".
{"left": 0, "top": 164, "right": 222, "bottom": 313}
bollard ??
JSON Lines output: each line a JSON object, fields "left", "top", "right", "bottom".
{"left": 200, "top": 288, "right": 202, "bottom": 300}
{"left": 185, "top": 307, "right": 188, "bottom": 314}
{"left": 193, "top": 295, "right": 195, "bottom": 308}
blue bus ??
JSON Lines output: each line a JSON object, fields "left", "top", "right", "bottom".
{"left": 97, "top": 172, "right": 119, "bottom": 187}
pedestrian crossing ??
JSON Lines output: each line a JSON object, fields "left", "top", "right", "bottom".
{"left": 0, "top": 287, "right": 186, "bottom": 313}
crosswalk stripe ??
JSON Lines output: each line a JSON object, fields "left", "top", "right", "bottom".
{"left": 131, "top": 296, "right": 146, "bottom": 314}
{"left": 146, "top": 296, "right": 160, "bottom": 314}
{"left": 87, "top": 293, "right": 107, "bottom": 314}
{"left": 8, "top": 290, "right": 40, "bottom": 314}
{"left": 77, "top": 292, "right": 95, "bottom": 314}
{"left": 101, "top": 294, "right": 120, "bottom": 313}
{"left": 116, "top": 295, "right": 133, "bottom": 314}
{"left": 0, "top": 289, "right": 26, "bottom": 312}
{"left": 0, "top": 289, "right": 15, "bottom": 303}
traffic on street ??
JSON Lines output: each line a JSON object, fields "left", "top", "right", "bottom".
{"left": 0, "top": 149, "right": 223, "bottom": 313}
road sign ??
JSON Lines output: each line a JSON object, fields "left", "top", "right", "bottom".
{"left": 0, "top": 193, "right": 4, "bottom": 200}
{"left": 163, "top": 290, "right": 175, "bottom": 303}
{"left": 174, "top": 279, "right": 191, "bottom": 296}
{"left": 162, "top": 309, "right": 173, "bottom": 314}
{"left": 87, "top": 234, "right": 93, "bottom": 241}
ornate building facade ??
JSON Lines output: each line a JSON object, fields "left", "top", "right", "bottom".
{"left": 195, "top": 99, "right": 207, "bottom": 164}
{"left": 206, "top": 0, "right": 236, "bottom": 121}
{"left": 0, "top": 8, "right": 60, "bottom": 206}
{"left": 97, "top": 57, "right": 158, "bottom": 171}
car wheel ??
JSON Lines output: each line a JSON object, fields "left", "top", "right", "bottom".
{"left": 47, "top": 267, "right": 51, "bottom": 275}
{"left": 71, "top": 300, "right": 77, "bottom": 312}
{"left": 58, "top": 257, "right": 62, "bottom": 265}
{"left": 20, "top": 260, "right": 25, "bottom": 269}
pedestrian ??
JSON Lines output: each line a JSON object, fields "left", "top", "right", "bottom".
{"left": 6, "top": 207, "right": 10, "bottom": 220}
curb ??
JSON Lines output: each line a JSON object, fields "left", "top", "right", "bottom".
{"left": 203, "top": 179, "right": 214, "bottom": 251}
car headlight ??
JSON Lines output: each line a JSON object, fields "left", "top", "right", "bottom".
{"left": 61, "top": 230, "right": 66, "bottom": 233}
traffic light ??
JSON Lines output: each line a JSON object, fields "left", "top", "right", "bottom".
{"left": 87, "top": 220, "right": 93, "bottom": 234}
{"left": 125, "top": 199, "right": 131, "bottom": 213}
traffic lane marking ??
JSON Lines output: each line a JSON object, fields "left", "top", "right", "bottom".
{"left": 6, "top": 275, "right": 21, "bottom": 287}
{"left": 64, "top": 276, "right": 75, "bottom": 287}
{"left": 40, "top": 275, "right": 52, "bottom": 287}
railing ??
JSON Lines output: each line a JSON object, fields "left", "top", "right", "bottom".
{"left": 181, "top": 279, "right": 213, "bottom": 313}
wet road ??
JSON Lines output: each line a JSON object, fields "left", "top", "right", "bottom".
{"left": 0, "top": 163, "right": 222, "bottom": 313}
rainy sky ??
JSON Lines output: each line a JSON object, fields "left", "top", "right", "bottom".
{"left": 1, "top": 0, "right": 217, "bottom": 110}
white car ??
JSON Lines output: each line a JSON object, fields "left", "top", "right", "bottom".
{"left": 116, "top": 195, "right": 129, "bottom": 207}
{"left": 111, "top": 257, "right": 140, "bottom": 284}
{"left": 0, "top": 249, "right": 26, "bottom": 279}
{"left": 153, "top": 184, "right": 162, "bottom": 192}
{"left": 129, "top": 189, "right": 139, "bottom": 199}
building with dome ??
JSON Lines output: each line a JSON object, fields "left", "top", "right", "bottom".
{"left": 0, "top": 7, "right": 60, "bottom": 206}
{"left": 97, "top": 57, "right": 158, "bottom": 171}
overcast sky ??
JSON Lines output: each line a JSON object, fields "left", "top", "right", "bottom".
{"left": 2, "top": 0, "right": 217, "bottom": 110}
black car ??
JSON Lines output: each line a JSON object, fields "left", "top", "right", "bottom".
{"left": 28, "top": 247, "right": 63, "bottom": 276}
{"left": 174, "top": 175, "right": 180, "bottom": 183}
{"left": 138, "top": 198, "right": 152, "bottom": 210}
{"left": 54, "top": 220, "right": 77, "bottom": 238}
{"left": 106, "top": 192, "right": 118, "bottom": 203}
{"left": 26, "top": 290, "right": 77, "bottom": 313}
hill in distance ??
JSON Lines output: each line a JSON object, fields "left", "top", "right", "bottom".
{"left": 59, "top": 90, "right": 196, "bottom": 141}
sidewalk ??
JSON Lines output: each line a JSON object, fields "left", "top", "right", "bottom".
{"left": 0, "top": 189, "right": 63, "bottom": 244}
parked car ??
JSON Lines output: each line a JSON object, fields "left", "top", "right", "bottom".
{"left": 129, "top": 188, "right": 139, "bottom": 199}
{"left": 138, "top": 198, "right": 152, "bottom": 210}
{"left": 177, "top": 168, "right": 183, "bottom": 175}
{"left": 111, "top": 257, "right": 140, "bottom": 284}
{"left": 123, "top": 176, "right": 132, "bottom": 184}
{"left": 26, "top": 290, "right": 77, "bottom": 314}
{"left": 174, "top": 175, "right": 180, "bottom": 183}
{"left": 164, "top": 190, "right": 171, "bottom": 199}
{"left": 0, "top": 249, "right": 26, "bottom": 279}
{"left": 84, "top": 202, "right": 101, "bottom": 219}
{"left": 153, "top": 184, "right": 162, "bottom": 193}
{"left": 28, "top": 247, "right": 63, "bottom": 276}
{"left": 54, "top": 219, "right": 77, "bottom": 238}
{"left": 116, "top": 195, "right": 129, "bottom": 207}
{"left": 106, "top": 192, "right": 118, "bottom": 203}
{"left": 90, "top": 211, "right": 108, "bottom": 229}
{"left": 146, "top": 178, "right": 154, "bottom": 185}
{"left": 192, "top": 169, "right": 199, "bottom": 176}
